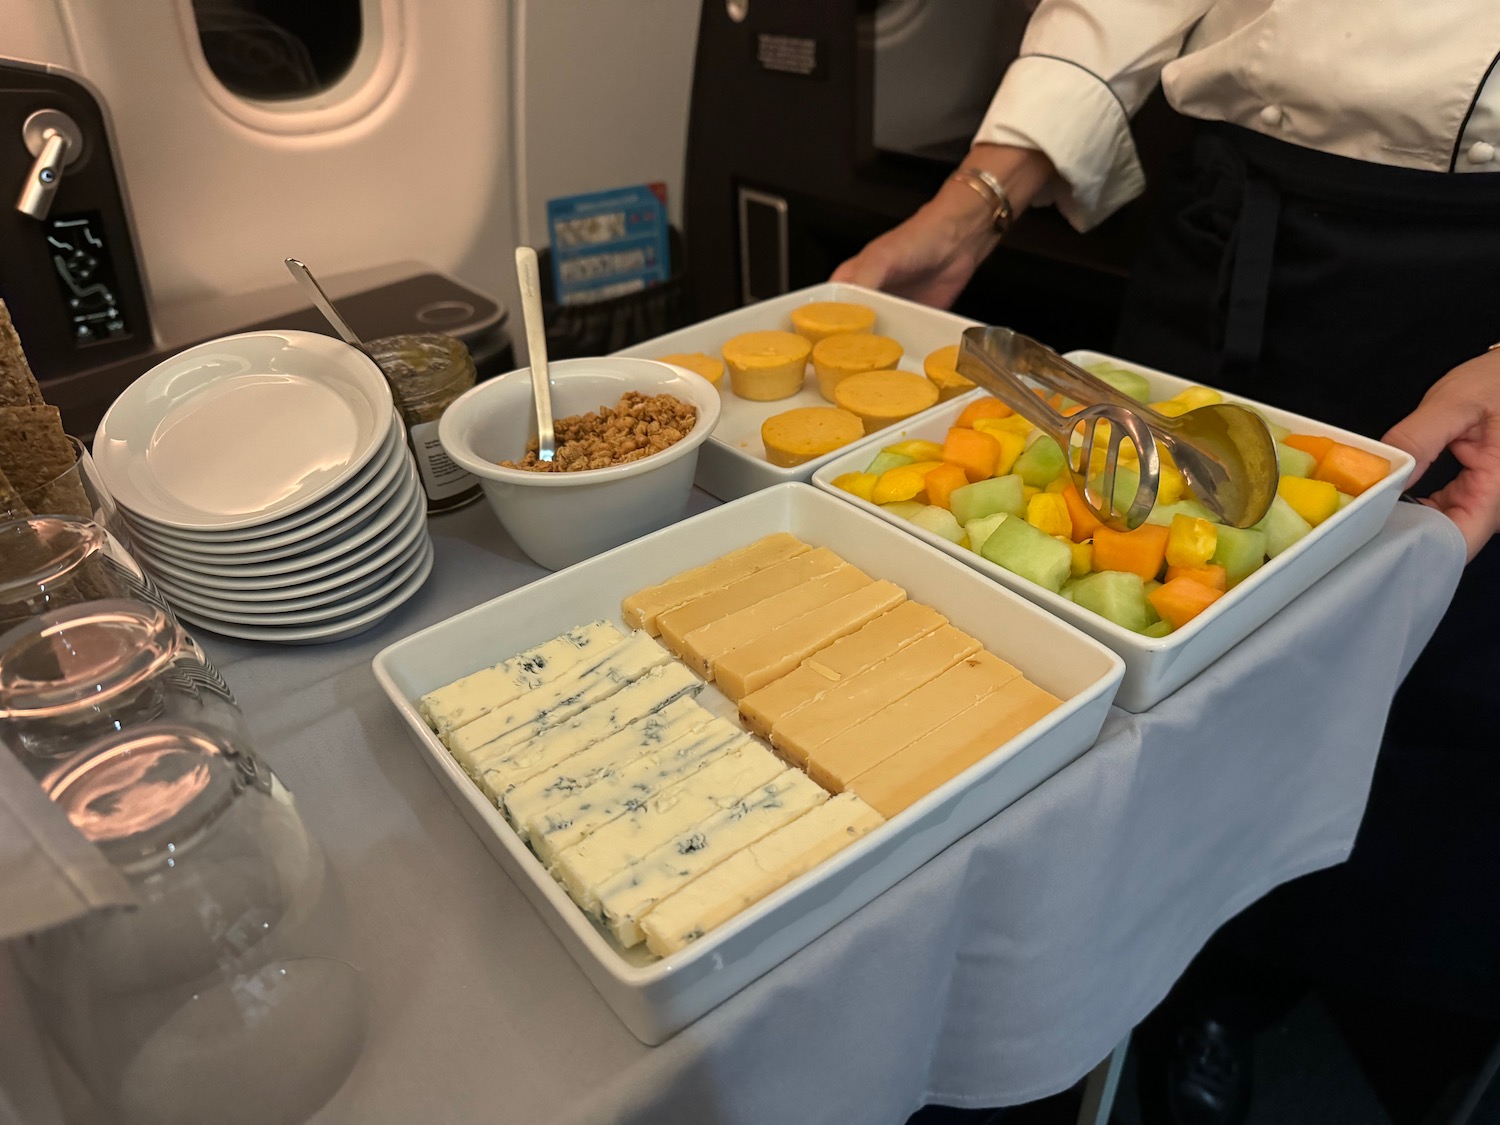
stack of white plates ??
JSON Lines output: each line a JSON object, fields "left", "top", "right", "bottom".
{"left": 92, "top": 331, "right": 433, "bottom": 644}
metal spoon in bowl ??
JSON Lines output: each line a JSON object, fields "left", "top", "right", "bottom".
{"left": 283, "top": 258, "right": 375, "bottom": 363}
{"left": 514, "top": 246, "right": 556, "bottom": 463}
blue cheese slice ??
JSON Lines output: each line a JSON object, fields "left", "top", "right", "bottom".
{"left": 641, "top": 792, "right": 884, "bottom": 957}
{"left": 595, "top": 769, "right": 830, "bottom": 948}
{"left": 527, "top": 718, "right": 745, "bottom": 866}
{"left": 448, "top": 631, "right": 670, "bottom": 769}
{"left": 473, "top": 664, "right": 702, "bottom": 806}
{"left": 419, "top": 621, "right": 623, "bottom": 741}
{"left": 500, "top": 697, "right": 712, "bottom": 836}
{"left": 552, "top": 740, "right": 787, "bottom": 915}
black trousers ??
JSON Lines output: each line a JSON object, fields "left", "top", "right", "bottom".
{"left": 1114, "top": 122, "right": 1500, "bottom": 1020}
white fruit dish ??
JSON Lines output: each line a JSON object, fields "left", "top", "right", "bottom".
{"left": 811, "top": 350, "right": 1415, "bottom": 712}
{"left": 613, "top": 283, "right": 981, "bottom": 501}
{"left": 373, "top": 483, "right": 1123, "bottom": 1044}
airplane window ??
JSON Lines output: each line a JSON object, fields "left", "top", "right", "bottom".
{"left": 192, "top": 0, "right": 363, "bottom": 101}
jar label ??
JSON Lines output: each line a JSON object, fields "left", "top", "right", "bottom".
{"left": 409, "top": 419, "right": 478, "bottom": 500}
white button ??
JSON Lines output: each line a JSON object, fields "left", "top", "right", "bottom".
{"left": 1259, "top": 105, "right": 1283, "bottom": 127}
{"left": 1467, "top": 141, "right": 1495, "bottom": 164}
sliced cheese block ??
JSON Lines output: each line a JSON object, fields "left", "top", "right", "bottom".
{"left": 641, "top": 792, "right": 884, "bottom": 957}
{"left": 527, "top": 719, "right": 746, "bottom": 865}
{"left": 847, "top": 677, "right": 1062, "bottom": 817}
{"left": 678, "top": 565, "right": 872, "bottom": 680}
{"left": 419, "top": 621, "right": 624, "bottom": 741}
{"left": 622, "top": 533, "right": 810, "bottom": 635}
{"left": 805, "top": 651, "right": 1021, "bottom": 793}
{"left": 738, "top": 601, "right": 948, "bottom": 737}
{"left": 448, "top": 632, "right": 670, "bottom": 767}
{"left": 656, "top": 546, "right": 843, "bottom": 657}
{"left": 771, "top": 624, "right": 983, "bottom": 765}
{"left": 713, "top": 580, "right": 908, "bottom": 702}
{"left": 473, "top": 662, "right": 702, "bottom": 803}
{"left": 596, "top": 769, "right": 830, "bottom": 947}
{"left": 500, "top": 696, "right": 711, "bottom": 835}
{"left": 552, "top": 740, "right": 787, "bottom": 914}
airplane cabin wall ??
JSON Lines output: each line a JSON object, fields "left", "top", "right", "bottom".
{"left": 3, "top": 0, "right": 703, "bottom": 361}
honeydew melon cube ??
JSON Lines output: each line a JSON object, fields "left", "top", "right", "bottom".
{"left": 1209, "top": 524, "right": 1268, "bottom": 584}
{"left": 1253, "top": 495, "right": 1313, "bottom": 558}
{"left": 1069, "top": 570, "right": 1154, "bottom": 633}
{"left": 980, "top": 516, "right": 1073, "bottom": 593}
{"left": 1145, "top": 499, "right": 1221, "bottom": 527}
{"left": 1088, "top": 467, "right": 1145, "bottom": 517}
{"left": 864, "top": 450, "right": 913, "bottom": 476}
{"left": 1338, "top": 492, "right": 1354, "bottom": 510}
{"left": 1275, "top": 443, "right": 1317, "bottom": 479}
{"left": 1141, "top": 620, "right": 1175, "bottom": 638}
{"left": 881, "top": 500, "right": 926, "bottom": 520}
{"left": 949, "top": 474, "right": 1026, "bottom": 525}
{"left": 1084, "top": 363, "right": 1154, "bottom": 403}
{"left": 1249, "top": 408, "right": 1292, "bottom": 443}
{"left": 1013, "top": 437, "right": 1067, "bottom": 488}
{"left": 908, "top": 505, "right": 963, "bottom": 543}
{"left": 964, "top": 512, "right": 1010, "bottom": 555}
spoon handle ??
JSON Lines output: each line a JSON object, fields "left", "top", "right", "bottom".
{"left": 514, "top": 247, "right": 556, "bottom": 461}
{"left": 284, "top": 258, "right": 365, "bottom": 352}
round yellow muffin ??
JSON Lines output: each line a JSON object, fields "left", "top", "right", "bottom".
{"left": 922, "top": 343, "right": 975, "bottom": 401}
{"left": 656, "top": 352, "right": 724, "bottom": 388}
{"left": 761, "top": 406, "right": 865, "bottom": 467}
{"left": 833, "top": 369, "right": 940, "bottom": 434}
{"left": 811, "top": 333, "right": 905, "bottom": 403}
{"left": 721, "top": 331, "right": 812, "bottom": 401}
{"left": 789, "top": 301, "right": 877, "bottom": 344}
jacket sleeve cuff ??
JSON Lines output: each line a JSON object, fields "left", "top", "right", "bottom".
{"left": 973, "top": 55, "right": 1147, "bottom": 232}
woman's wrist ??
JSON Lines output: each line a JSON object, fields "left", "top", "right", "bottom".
{"left": 925, "top": 143, "right": 1057, "bottom": 263}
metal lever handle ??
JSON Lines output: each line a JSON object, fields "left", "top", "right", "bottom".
{"left": 16, "top": 109, "right": 83, "bottom": 221}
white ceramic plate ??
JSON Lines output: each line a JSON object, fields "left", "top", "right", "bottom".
{"left": 121, "top": 431, "right": 411, "bottom": 556}
{"left": 174, "top": 542, "right": 434, "bottom": 645}
{"left": 156, "top": 533, "right": 431, "bottom": 622}
{"left": 94, "top": 330, "right": 394, "bottom": 531}
{"left": 613, "top": 283, "right": 981, "bottom": 502}
{"left": 140, "top": 485, "right": 428, "bottom": 596}
{"left": 129, "top": 461, "right": 420, "bottom": 574}
{"left": 810, "top": 350, "right": 1416, "bottom": 712}
{"left": 373, "top": 483, "right": 1123, "bottom": 1044}
{"left": 119, "top": 418, "right": 406, "bottom": 542}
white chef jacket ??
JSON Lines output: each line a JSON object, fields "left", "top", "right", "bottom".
{"left": 976, "top": 0, "right": 1500, "bottom": 230}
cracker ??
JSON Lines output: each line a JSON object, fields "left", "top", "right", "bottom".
{"left": 0, "top": 300, "right": 44, "bottom": 409}
{"left": 0, "top": 405, "right": 91, "bottom": 518}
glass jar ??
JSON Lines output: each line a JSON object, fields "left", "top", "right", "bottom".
{"left": 366, "top": 332, "right": 482, "bottom": 512}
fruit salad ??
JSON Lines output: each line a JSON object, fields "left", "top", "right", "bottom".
{"left": 831, "top": 365, "right": 1394, "bottom": 637}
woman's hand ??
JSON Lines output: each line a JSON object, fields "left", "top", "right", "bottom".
{"left": 832, "top": 145, "right": 1055, "bottom": 309}
{"left": 1382, "top": 347, "right": 1500, "bottom": 560}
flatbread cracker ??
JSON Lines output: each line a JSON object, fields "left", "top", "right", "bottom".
{"left": 0, "top": 300, "right": 44, "bottom": 409}
{"left": 0, "top": 404, "right": 91, "bottom": 518}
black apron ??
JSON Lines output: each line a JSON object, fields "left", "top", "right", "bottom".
{"left": 1114, "top": 122, "right": 1500, "bottom": 1019}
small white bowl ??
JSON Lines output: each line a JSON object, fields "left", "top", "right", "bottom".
{"left": 438, "top": 358, "right": 722, "bottom": 569}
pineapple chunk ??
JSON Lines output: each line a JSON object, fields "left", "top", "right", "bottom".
{"left": 1277, "top": 476, "right": 1341, "bottom": 526}
{"left": 1165, "top": 514, "right": 1218, "bottom": 568}
{"left": 832, "top": 472, "right": 878, "bottom": 502}
{"left": 1027, "top": 492, "right": 1073, "bottom": 538}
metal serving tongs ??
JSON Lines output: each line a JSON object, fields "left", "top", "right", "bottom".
{"left": 956, "top": 327, "right": 1279, "bottom": 530}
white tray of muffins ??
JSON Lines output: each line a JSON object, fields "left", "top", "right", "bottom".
{"left": 612, "top": 283, "right": 982, "bottom": 502}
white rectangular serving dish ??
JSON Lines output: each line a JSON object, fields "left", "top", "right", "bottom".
{"left": 812, "top": 350, "right": 1415, "bottom": 713}
{"left": 613, "top": 282, "right": 981, "bottom": 501}
{"left": 373, "top": 483, "right": 1123, "bottom": 1044}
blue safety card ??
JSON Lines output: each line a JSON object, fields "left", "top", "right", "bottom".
{"left": 546, "top": 184, "right": 670, "bottom": 306}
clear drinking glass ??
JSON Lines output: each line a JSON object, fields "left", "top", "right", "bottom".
{"left": 0, "top": 513, "right": 177, "bottom": 645}
{"left": 1, "top": 435, "right": 135, "bottom": 551}
{"left": 0, "top": 596, "right": 241, "bottom": 776}
{"left": 16, "top": 722, "right": 366, "bottom": 1125}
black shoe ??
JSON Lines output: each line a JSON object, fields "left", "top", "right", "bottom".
{"left": 1164, "top": 1018, "right": 1253, "bottom": 1125}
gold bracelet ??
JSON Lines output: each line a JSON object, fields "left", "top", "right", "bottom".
{"left": 950, "top": 167, "right": 1014, "bottom": 238}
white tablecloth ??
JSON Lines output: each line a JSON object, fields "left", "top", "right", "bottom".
{"left": 175, "top": 496, "right": 1462, "bottom": 1122}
